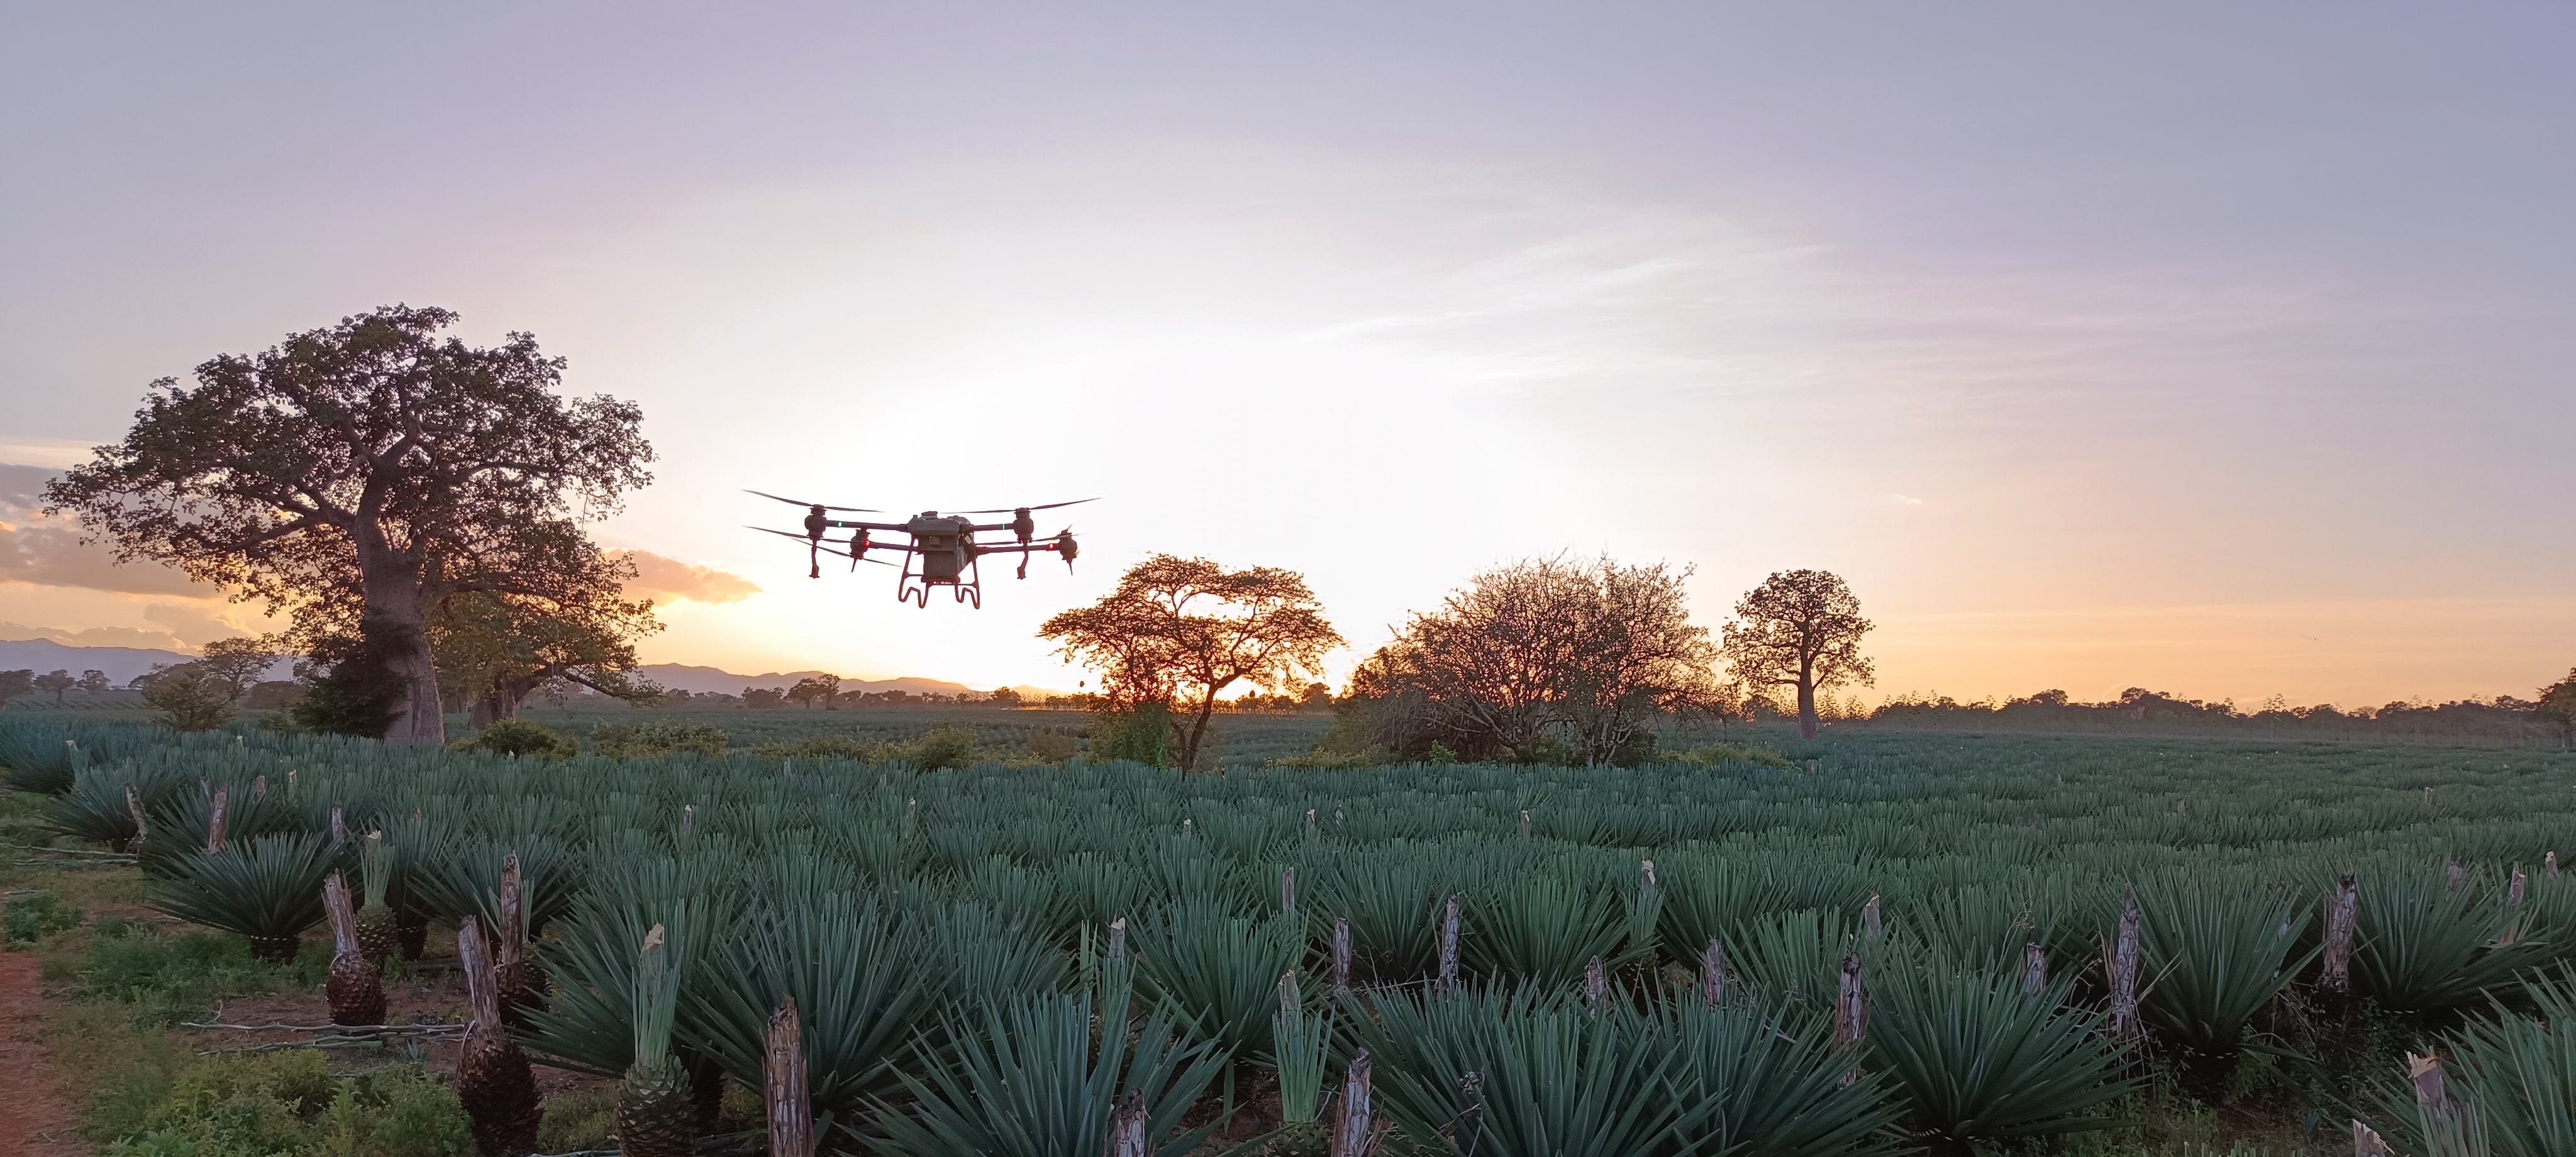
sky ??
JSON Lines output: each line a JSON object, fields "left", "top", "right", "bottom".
{"left": 3, "top": 3, "right": 2571, "bottom": 707}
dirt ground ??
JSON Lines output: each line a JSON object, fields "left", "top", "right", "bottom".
{"left": 0, "top": 948, "right": 87, "bottom": 1156}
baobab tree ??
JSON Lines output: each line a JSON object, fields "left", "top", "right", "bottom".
{"left": 45, "top": 305, "right": 653, "bottom": 746}
{"left": 1720, "top": 569, "right": 1875, "bottom": 740}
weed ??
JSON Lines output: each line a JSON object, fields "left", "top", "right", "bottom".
{"left": 5, "top": 887, "right": 84, "bottom": 944}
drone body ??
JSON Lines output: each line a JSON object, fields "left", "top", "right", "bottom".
{"left": 748, "top": 492, "right": 1090, "bottom": 608}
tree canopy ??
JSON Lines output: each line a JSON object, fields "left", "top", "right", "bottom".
{"left": 1346, "top": 555, "right": 1720, "bottom": 765}
{"left": 1040, "top": 555, "right": 1341, "bottom": 771}
{"left": 1719, "top": 568, "right": 1874, "bottom": 740}
{"left": 136, "top": 636, "right": 284, "bottom": 731}
{"left": 44, "top": 304, "right": 653, "bottom": 746}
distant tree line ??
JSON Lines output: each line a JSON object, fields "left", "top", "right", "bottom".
{"left": 1861, "top": 673, "right": 2576, "bottom": 746}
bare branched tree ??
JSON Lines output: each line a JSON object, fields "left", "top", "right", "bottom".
{"left": 1349, "top": 555, "right": 1720, "bottom": 765}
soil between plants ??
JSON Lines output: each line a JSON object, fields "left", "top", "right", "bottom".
{"left": 0, "top": 948, "right": 87, "bottom": 1156}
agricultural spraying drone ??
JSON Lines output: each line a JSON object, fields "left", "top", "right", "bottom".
{"left": 745, "top": 491, "right": 1092, "bottom": 608}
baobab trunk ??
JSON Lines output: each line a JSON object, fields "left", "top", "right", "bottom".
{"left": 356, "top": 533, "right": 446, "bottom": 748}
{"left": 1797, "top": 657, "right": 1820, "bottom": 739}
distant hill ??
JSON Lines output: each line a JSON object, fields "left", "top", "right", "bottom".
{"left": 635, "top": 663, "right": 1055, "bottom": 700}
{"left": 0, "top": 638, "right": 297, "bottom": 685}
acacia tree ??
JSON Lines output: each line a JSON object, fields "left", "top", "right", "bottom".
{"left": 1040, "top": 555, "right": 1341, "bottom": 772}
{"left": 45, "top": 305, "right": 653, "bottom": 746}
{"left": 1720, "top": 568, "right": 1875, "bottom": 740}
{"left": 34, "top": 670, "right": 75, "bottom": 705}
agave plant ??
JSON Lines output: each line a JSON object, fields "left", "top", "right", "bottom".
{"left": 2355, "top": 867, "right": 2557, "bottom": 1019}
{"left": 151, "top": 831, "right": 335, "bottom": 960}
{"left": 1724, "top": 908, "right": 1865, "bottom": 1010}
{"left": 677, "top": 886, "right": 938, "bottom": 1150}
{"left": 910, "top": 900, "right": 1073, "bottom": 1005}
{"left": 868, "top": 990, "right": 1226, "bottom": 1157}
{"left": 2135, "top": 877, "right": 2317, "bottom": 1094}
{"left": 1865, "top": 958, "right": 2140, "bottom": 1155}
{"left": 408, "top": 833, "right": 582, "bottom": 938}
{"left": 523, "top": 858, "right": 739, "bottom": 1139}
{"left": 618, "top": 921, "right": 696, "bottom": 1157}
{"left": 1663, "top": 995, "right": 1908, "bottom": 1157}
{"left": 1307, "top": 850, "right": 1448, "bottom": 984}
{"left": 1465, "top": 870, "right": 1633, "bottom": 989}
{"left": 2372, "top": 967, "right": 2576, "bottom": 1157}
{"left": 1131, "top": 897, "right": 1307, "bottom": 1064}
{"left": 47, "top": 763, "right": 183, "bottom": 851}
{"left": 140, "top": 778, "right": 306, "bottom": 878}
{"left": 1349, "top": 985, "right": 1697, "bottom": 1157}
{"left": 353, "top": 831, "right": 399, "bottom": 965}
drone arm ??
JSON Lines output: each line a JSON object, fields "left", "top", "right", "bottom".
{"left": 821, "top": 518, "right": 909, "bottom": 533}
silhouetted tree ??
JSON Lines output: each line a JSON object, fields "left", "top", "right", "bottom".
{"left": 76, "top": 669, "right": 111, "bottom": 694}
{"left": 44, "top": 304, "right": 653, "bottom": 746}
{"left": 0, "top": 669, "right": 32, "bottom": 706}
{"left": 33, "top": 669, "right": 75, "bottom": 705}
{"left": 133, "top": 638, "right": 282, "bottom": 731}
{"left": 1041, "top": 555, "right": 1341, "bottom": 772}
{"left": 2539, "top": 668, "right": 2576, "bottom": 748}
{"left": 787, "top": 675, "right": 841, "bottom": 709}
{"left": 1720, "top": 568, "right": 1875, "bottom": 740}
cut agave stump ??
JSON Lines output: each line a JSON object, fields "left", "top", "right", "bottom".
{"left": 455, "top": 917, "right": 541, "bottom": 1157}
{"left": 495, "top": 853, "right": 550, "bottom": 1027}
{"left": 323, "top": 872, "right": 386, "bottom": 1027}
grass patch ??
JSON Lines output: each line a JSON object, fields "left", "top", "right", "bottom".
{"left": 79, "top": 918, "right": 329, "bottom": 1027}
{"left": 89, "top": 1048, "right": 471, "bottom": 1157}
{"left": 536, "top": 1084, "right": 619, "bottom": 1153}
{"left": 5, "top": 887, "right": 84, "bottom": 944}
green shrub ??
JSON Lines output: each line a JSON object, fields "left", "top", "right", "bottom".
{"left": 94, "top": 1050, "right": 470, "bottom": 1157}
{"left": 447, "top": 717, "right": 578, "bottom": 760}
{"left": 589, "top": 722, "right": 730, "bottom": 759}
{"left": 906, "top": 724, "right": 979, "bottom": 771}
{"left": 1024, "top": 729, "right": 1082, "bottom": 763}
{"left": 748, "top": 734, "right": 881, "bottom": 761}
{"left": 81, "top": 924, "right": 325, "bottom": 1027}
{"left": 5, "top": 889, "right": 83, "bottom": 944}
{"left": 1672, "top": 741, "right": 1799, "bottom": 771}
{"left": 1087, "top": 706, "right": 1172, "bottom": 768}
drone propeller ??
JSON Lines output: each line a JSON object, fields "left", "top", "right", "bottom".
{"left": 956, "top": 497, "right": 1099, "bottom": 515}
{"left": 747, "top": 526, "right": 897, "bottom": 572}
{"left": 745, "top": 489, "right": 878, "bottom": 512}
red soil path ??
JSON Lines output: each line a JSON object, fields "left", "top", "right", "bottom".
{"left": 0, "top": 949, "right": 86, "bottom": 1154}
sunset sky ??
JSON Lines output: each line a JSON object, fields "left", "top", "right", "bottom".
{"left": 4, "top": 4, "right": 2571, "bottom": 707}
